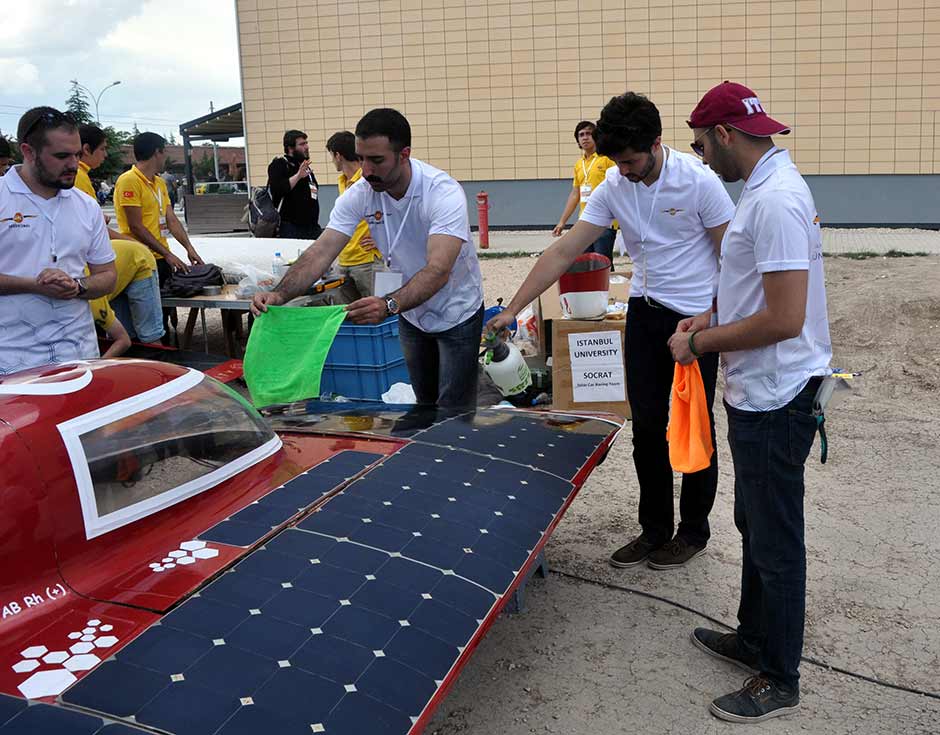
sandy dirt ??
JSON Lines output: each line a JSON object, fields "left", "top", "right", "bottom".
{"left": 177, "top": 252, "right": 940, "bottom": 732}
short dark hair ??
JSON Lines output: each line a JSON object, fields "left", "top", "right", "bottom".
{"left": 133, "top": 132, "right": 166, "bottom": 161}
{"left": 594, "top": 92, "right": 662, "bottom": 156}
{"left": 574, "top": 121, "right": 595, "bottom": 141}
{"left": 0, "top": 137, "right": 11, "bottom": 158}
{"left": 326, "top": 131, "right": 359, "bottom": 162}
{"left": 283, "top": 129, "right": 307, "bottom": 153}
{"left": 79, "top": 124, "right": 107, "bottom": 153}
{"left": 17, "top": 106, "right": 78, "bottom": 153}
{"left": 355, "top": 108, "right": 411, "bottom": 152}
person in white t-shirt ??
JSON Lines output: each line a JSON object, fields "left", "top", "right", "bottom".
{"left": 0, "top": 107, "right": 117, "bottom": 374}
{"left": 487, "top": 92, "right": 734, "bottom": 570}
{"left": 669, "top": 82, "right": 832, "bottom": 725}
{"left": 252, "top": 108, "right": 484, "bottom": 409}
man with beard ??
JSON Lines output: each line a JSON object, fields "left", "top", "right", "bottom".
{"left": 486, "top": 92, "right": 734, "bottom": 570}
{"left": 252, "top": 108, "right": 483, "bottom": 409}
{"left": 671, "top": 81, "right": 831, "bottom": 724}
{"left": 0, "top": 107, "right": 116, "bottom": 374}
{"left": 268, "top": 129, "right": 322, "bottom": 240}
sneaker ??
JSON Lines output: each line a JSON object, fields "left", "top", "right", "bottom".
{"left": 647, "top": 537, "right": 706, "bottom": 569}
{"left": 609, "top": 535, "right": 659, "bottom": 568}
{"left": 690, "top": 628, "right": 759, "bottom": 673}
{"left": 710, "top": 675, "right": 800, "bottom": 723}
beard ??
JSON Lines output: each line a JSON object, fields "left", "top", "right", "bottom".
{"left": 35, "top": 155, "right": 76, "bottom": 190}
{"left": 625, "top": 152, "right": 657, "bottom": 183}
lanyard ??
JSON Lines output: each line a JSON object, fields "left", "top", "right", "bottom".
{"left": 581, "top": 153, "right": 597, "bottom": 182}
{"left": 632, "top": 147, "right": 669, "bottom": 301}
{"left": 381, "top": 193, "right": 415, "bottom": 268}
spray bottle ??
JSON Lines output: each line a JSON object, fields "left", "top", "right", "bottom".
{"left": 482, "top": 332, "right": 532, "bottom": 397}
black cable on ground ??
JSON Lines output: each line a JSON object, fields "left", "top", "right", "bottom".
{"left": 550, "top": 568, "right": 940, "bottom": 702}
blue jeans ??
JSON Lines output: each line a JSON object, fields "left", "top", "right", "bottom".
{"left": 585, "top": 227, "right": 616, "bottom": 267}
{"left": 398, "top": 304, "right": 484, "bottom": 409}
{"left": 725, "top": 377, "right": 821, "bottom": 692}
{"left": 110, "top": 272, "right": 165, "bottom": 343}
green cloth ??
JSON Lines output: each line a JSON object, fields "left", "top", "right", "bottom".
{"left": 243, "top": 305, "right": 347, "bottom": 407}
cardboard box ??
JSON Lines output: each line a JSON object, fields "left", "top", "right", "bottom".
{"left": 551, "top": 317, "right": 630, "bottom": 421}
{"left": 535, "top": 273, "right": 631, "bottom": 357}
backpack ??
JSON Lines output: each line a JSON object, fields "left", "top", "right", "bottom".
{"left": 161, "top": 263, "right": 224, "bottom": 298}
{"left": 247, "top": 185, "right": 281, "bottom": 237}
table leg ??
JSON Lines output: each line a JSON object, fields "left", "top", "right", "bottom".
{"left": 222, "top": 311, "right": 240, "bottom": 358}
{"left": 181, "top": 308, "right": 199, "bottom": 350}
{"left": 200, "top": 308, "right": 209, "bottom": 353}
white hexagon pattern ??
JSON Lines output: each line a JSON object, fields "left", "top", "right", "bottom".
{"left": 148, "top": 539, "right": 218, "bottom": 573}
{"left": 13, "top": 619, "right": 120, "bottom": 699}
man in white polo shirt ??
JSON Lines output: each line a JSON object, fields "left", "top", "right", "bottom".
{"left": 487, "top": 92, "right": 734, "bottom": 569}
{"left": 670, "top": 82, "right": 832, "bottom": 723}
{"left": 0, "top": 107, "right": 116, "bottom": 375}
{"left": 252, "top": 108, "right": 483, "bottom": 409}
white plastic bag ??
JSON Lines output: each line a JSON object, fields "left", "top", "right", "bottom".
{"left": 234, "top": 263, "right": 277, "bottom": 298}
{"left": 381, "top": 382, "right": 416, "bottom": 404}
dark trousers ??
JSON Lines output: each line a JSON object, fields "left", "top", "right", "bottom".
{"left": 726, "top": 377, "right": 821, "bottom": 692}
{"left": 398, "top": 304, "right": 484, "bottom": 409}
{"left": 586, "top": 227, "right": 617, "bottom": 268}
{"left": 626, "top": 296, "right": 719, "bottom": 547}
{"left": 279, "top": 220, "right": 322, "bottom": 241}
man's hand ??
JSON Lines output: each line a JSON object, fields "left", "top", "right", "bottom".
{"left": 668, "top": 329, "right": 700, "bottom": 366}
{"left": 36, "top": 269, "right": 79, "bottom": 299}
{"left": 345, "top": 296, "right": 387, "bottom": 325}
{"left": 298, "top": 159, "right": 311, "bottom": 177}
{"left": 675, "top": 309, "right": 712, "bottom": 335}
{"left": 484, "top": 308, "right": 517, "bottom": 339}
{"left": 166, "top": 252, "right": 190, "bottom": 273}
{"left": 359, "top": 234, "right": 377, "bottom": 252}
{"left": 551, "top": 224, "right": 564, "bottom": 237}
{"left": 250, "top": 290, "right": 285, "bottom": 317}
{"left": 187, "top": 248, "right": 205, "bottom": 266}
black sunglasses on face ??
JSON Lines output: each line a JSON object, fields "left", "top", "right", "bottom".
{"left": 22, "top": 110, "right": 77, "bottom": 142}
{"left": 690, "top": 126, "right": 715, "bottom": 157}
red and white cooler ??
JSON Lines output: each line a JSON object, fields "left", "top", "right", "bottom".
{"left": 559, "top": 253, "right": 611, "bottom": 319}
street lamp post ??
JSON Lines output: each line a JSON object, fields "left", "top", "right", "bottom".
{"left": 70, "top": 80, "right": 122, "bottom": 123}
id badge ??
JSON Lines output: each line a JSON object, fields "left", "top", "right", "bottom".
{"left": 579, "top": 184, "right": 592, "bottom": 203}
{"left": 309, "top": 182, "right": 318, "bottom": 200}
{"left": 159, "top": 216, "right": 169, "bottom": 236}
{"left": 374, "top": 269, "right": 403, "bottom": 298}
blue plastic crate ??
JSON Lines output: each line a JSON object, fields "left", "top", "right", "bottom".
{"left": 325, "top": 316, "right": 402, "bottom": 367}
{"left": 320, "top": 359, "right": 410, "bottom": 400}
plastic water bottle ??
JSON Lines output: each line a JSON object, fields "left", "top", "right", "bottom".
{"left": 272, "top": 252, "right": 287, "bottom": 281}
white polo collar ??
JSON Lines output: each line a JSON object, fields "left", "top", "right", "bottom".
{"left": 4, "top": 165, "right": 74, "bottom": 200}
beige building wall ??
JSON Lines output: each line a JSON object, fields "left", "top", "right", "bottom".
{"left": 236, "top": 0, "right": 940, "bottom": 186}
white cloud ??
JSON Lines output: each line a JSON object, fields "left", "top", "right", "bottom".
{"left": 0, "top": 59, "right": 42, "bottom": 94}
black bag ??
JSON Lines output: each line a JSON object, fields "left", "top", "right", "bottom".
{"left": 161, "top": 263, "right": 224, "bottom": 298}
{"left": 247, "top": 186, "right": 281, "bottom": 237}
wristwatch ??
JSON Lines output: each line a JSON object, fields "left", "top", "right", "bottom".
{"left": 385, "top": 296, "right": 400, "bottom": 316}
{"left": 75, "top": 278, "right": 87, "bottom": 298}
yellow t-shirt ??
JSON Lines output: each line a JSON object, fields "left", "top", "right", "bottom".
{"left": 337, "top": 168, "right": 381, "bottom": 268}
{"left": 75, "top": 161, "right": 96, "bottom": 199}
{"left": 114, "top": 165, "right": 171, "bottom": 257}
{"left": 89, "top": 296, "right": 116, "bottom": 332}
{"left": 86, "top": 239, "right": 157, "bottom": 332}
{"left": 573, "top": 152, "right": 618, "bottom": 228}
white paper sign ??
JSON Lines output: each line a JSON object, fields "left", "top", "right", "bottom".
{"left": 373, "top": 270, "right": 404, "bottom": 298}
{"left": 567, "top": 330, "right": 625, "bottom": 402}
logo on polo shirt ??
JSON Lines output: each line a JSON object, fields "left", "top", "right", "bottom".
{"left": 123, "top": 190, "right": 135, "bottom": 198}
{"left": 661, "top": 208, "right": 685, "bottom": 216}
{"left": 366, "top": 210, "right": 384, "bottom": 224}
{"left": 0, "top": 212, "right": 38, "bottom": 228}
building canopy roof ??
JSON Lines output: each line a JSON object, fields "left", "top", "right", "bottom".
{"left": 179, "top": 103, "right": 243, "bottom": 142}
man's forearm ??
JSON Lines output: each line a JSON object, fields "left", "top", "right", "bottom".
{"left": 168, "top": 219, "right": 194, "bottom": 250}
{"left": 81, "top": 268, "right": 118, "bottom": 299}
{"left": 388, "top": 264, "right": 450, "bottom": 313}
{"left": 694, "top": 309, "right": 800, "bottom": 355}
{"left": 557, "top": 190, "right": 579, "bottom": 227}
{"left": 274, "top": 244, "right": 333, "bottom": 301}
{"left": 0, "top": 274, "right": 36, "bottom": 295}
{"left": 130, "top": 224, "right": 174, "bottom": 259}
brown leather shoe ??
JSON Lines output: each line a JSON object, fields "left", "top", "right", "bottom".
{"left": 609, "top": 535, "right": 659, "bottom": 568}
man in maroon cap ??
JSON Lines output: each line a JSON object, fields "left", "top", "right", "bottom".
{"left": 668, "top": 82, "right": 832, "bottom": 723}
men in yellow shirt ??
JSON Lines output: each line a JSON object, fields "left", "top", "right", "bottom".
{"left": 78, "top": 124, "right": 164, "bottom": 343}
{"left": 326, "top": 131, "right": 382, "bottom": 297}
{"left": 114, "top": 132, "right": 203, "bottom": 285}
{"left": 553, "top": 120, "right": 617, "bottom": 263}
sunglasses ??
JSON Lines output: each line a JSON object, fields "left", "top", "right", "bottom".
{"left": 690, "top": 126, "right": 715, "bottom": 157}
{"left": 22, "top": 110, "right": 77, "bottom": 142}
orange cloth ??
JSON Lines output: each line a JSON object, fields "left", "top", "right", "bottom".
{"left": 666, "top": 361, "right": 714, "bottom": 473}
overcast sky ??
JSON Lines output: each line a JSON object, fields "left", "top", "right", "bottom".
{"left": 0, "top": 0, "right": 243, "bottom": 145}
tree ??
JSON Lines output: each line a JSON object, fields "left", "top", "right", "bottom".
{"left": 168, "top": 131, "right": 177, "bottom": 145}
{"left": 132, "top": 122, "right": 140, "bottom": 136}
{"left": 193, "top": 150, "right": 215, "bottom": 180}
{"left": 65, "top": 83, "right": 94, "bottom": 125}
{"left": 95, "top": 127, "right": 133, "bottom": 182}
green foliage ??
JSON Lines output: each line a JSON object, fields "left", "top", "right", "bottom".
{"left": 193, "top": 149, "right": 215, "bottom": 180}
{"left": 96, "top": 127, "right": 132, "bottom": 182}
{"left": 65, "top": 82, "right": 94, "bottom": 124}
{"left": 168, "top": 131, "right": 178, "bottom": 145}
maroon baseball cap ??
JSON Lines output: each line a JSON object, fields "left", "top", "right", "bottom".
{"left": 688, "top": 81, "right": 790, "bottom": 136}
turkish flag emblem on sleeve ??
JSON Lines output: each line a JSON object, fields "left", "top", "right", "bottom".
{"left": 123, "top": 190, "right": 134, "bottom": 198}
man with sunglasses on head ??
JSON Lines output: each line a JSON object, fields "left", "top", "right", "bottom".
{"left": 670, "top": 82, "right": 831, "bottom": 724}
{"left": 487, "top": 92, "right": 734, "bottom": 570}
{"left": 0, "top": 107, "right": 117, "bottom": 374}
